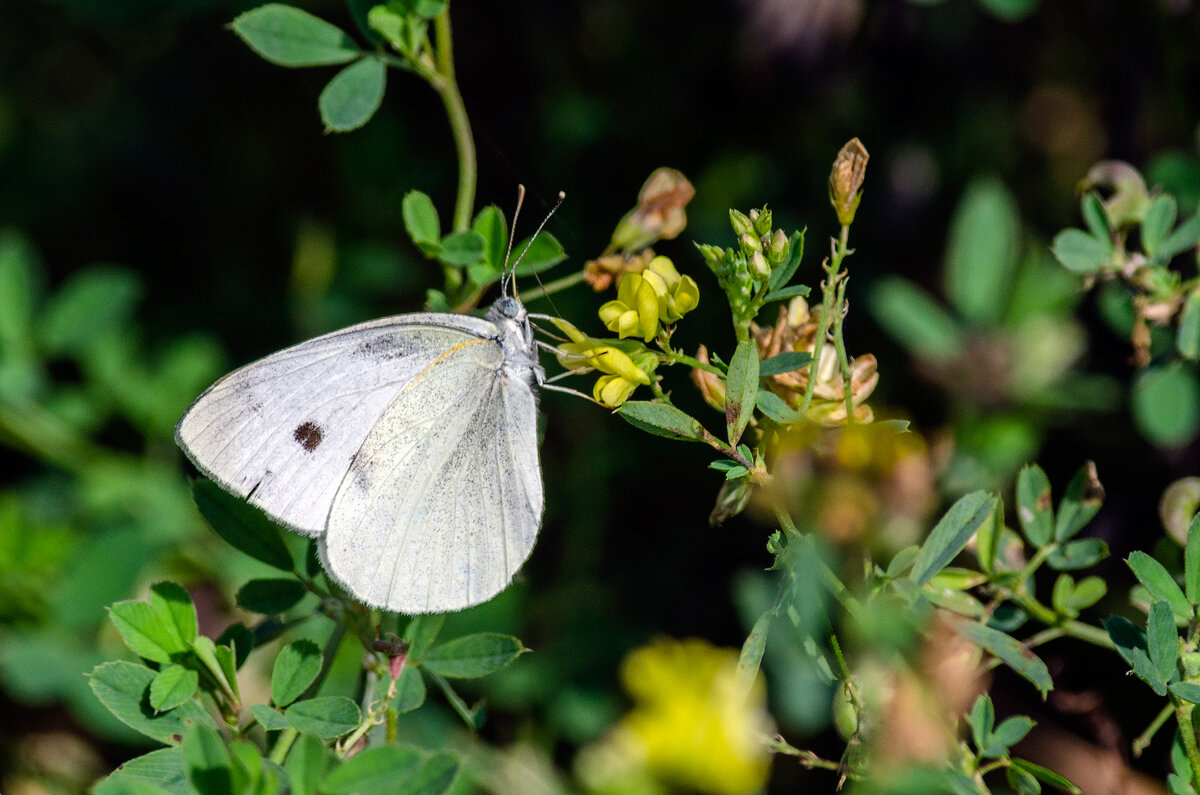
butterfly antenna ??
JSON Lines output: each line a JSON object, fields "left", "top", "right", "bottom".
{"left": 500, "top": 185, "right": 527, "bottom": 297}
{"left": 512, "top": 190, "right": 566, "bottom": 308}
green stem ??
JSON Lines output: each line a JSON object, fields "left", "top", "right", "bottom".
{"left": 832, "top": 276, "right": 854, "bottom": 422}
{"left": 1133, "top": 703, "right": 1174, "bottom": 757}
{"left": 798, "top": 225, "right": 850, "bottom": 415}
{"left": 430, "top": 7, "right": 476, "bottom": 233}
{"left": 1173, "top": 696, "right": 1200, "bottom": 791}
{"left": 661, "top": 351, "right": 724, "bottom": 377}
{"left": 268, "top": 728, "right": 298, "bottom": 765}
{"left": 0, "top": 399, "right": 108, "bottom": 473}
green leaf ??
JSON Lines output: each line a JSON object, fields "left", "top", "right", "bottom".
{"left": 736, "top": 612, "right": 771, "bottom": 699}
{"left": 0, "top": 230, "right": 40, "bottom": 352}
{"left": 886, "top": 545, "right": 920, "bottom": 577}
{"left": 230, "top": 4, "right": 361, "bottom": 67}
{"left": 1080, "top": 192, "right": 1110, "bottom": 241}
{"left": 1054, "top": 464, "right": 1104, "bottom": 542}
{"left": 190, "top": 637, "right": 239, "bottom": 706}
{"left": 869, "top": 277, "right": 964, "bottom": 360}
{"left": 1159, "top": 212, "right": 1200, "bottom": 261}
{"left": 149, "top": 665, "right": 199, "bottom": 713}
{"left": 471, "top": 205, "right": 508, "bottom": 270}
{"left": 1143, "top": 194, "right": 1178, "bottom": 256}
{"left": 758, "top": 351, "right": 812, "bottom": 376}
{"left": 945, "top": 177, "right": 1021, "bottom": 325}
{"left": 182, "top": 724, "right": 232, "bottom": 795}
{"left": 763, "top": 284, "right": 812, "bottom": 303}
{"left": 1046, "top": 539, "right": 1108, "bottom": 571}
{"left": 1006, "top": 764, "right": 1042, "bottom": 795}
{"left": 437, "top": 231, "right": 486, "bottom": 267}
{"left": 236, "top": 578, "right": 307, "bottom": 615}
{"left": 724, "top": 340, "right": 759, "bottom": 446}
{"left": 755, "top": 390, "right": 801, "bottom": 424}
{"left": 318, "top": 57, "right": 386, "bottom": 133}
{"left": 93, "top": 747, "right": 186, "bottom": 795}
{"left": 1133, "top": 364, "right": 1200, "bottom": 448}
{"left": 1104, "top": 615, "right": 1147, "bottom": 667}
{"left": 969, "top": 694, "right": 995, "bottom": 753}
{"left": 423, "top": 633, "right": 527, "bottom": 679}
{"left": 403, "top": 613, "right": 445, "bottom": 663}
{"left": 1016, "top": 464, "right": 1054, "bottom": 547}
{"left": 150, "top": 583, "right": 199, "bottom": 649}
{"left": 511, "top": 232, "right": 567, "bottom": 276}
{"left": 1051, "top": 228, "right": 1109, "bottom": 273}
{"left": 1177, "top": 291, "right": 1200, "bottom": 360}
{"left": 250, "top": 703, "right": 291, "bottom": 731}
{"left": 909, "top": 491, "right": 997, "bottom": 586}
{"left": 88, "top": 661, "right": 217, "bottom": 745}
{"left": 285, "top": 735, "right": 333, "bottom": 795}
{"left": 1132, "top": 646, "right": 1167, "bottom": 695}
{"left": 951, "top": 619, "right": 1053, "bottom": 697}
{"left": 402, "top": 191, "right": 441, "bottom": 250}
{"left": 1128, "top": 551, "right": 1192, "bottom": 620}
{"left": 322, "top": 745, "right": 458, "bottom": 795}
{"left": 1011, "top": 758, "right": 1081, "bottom": 793}
{"left": 1170, "top": 682, "right": 1200, "bottom": 705}
{"left": 766, "top": 230, "right": 805, "bottom": 292}
{"left": 988, "top": 715, "right": 1035, "bottom": 753}
{"left": 1186, "top": 516, "right": 1200, "bottom": 605}
{"left": 192, "top": 480, "right": 293, "bottom": 571}
{"left": 616, "top": 401, "right": 709, "bottom": 442}
{"left": 272, "top": 639, "right": 322, "bottom": 707}
{"left": 284, "top": 696, "right": 360, "bottom": 739}
{"left": 1065, "top": 576, "right": 1106, "bottom": 613}
{"left": 39, "top": 266, "right": 142, "bottom": 356}
{"left": 216, "top": 623, "right": 254, "bottom": 669}
{"left": 1148, "top": 600, "right": 1180, "bottom": 684}
{"left": 975, "top": 0, "right": 1037, "bottom": 21}
{"left": 108, "top": 601, "right": 187, "bottom": 664}
{"left": 391, "top": 664, "right": 426, "bottom": 713}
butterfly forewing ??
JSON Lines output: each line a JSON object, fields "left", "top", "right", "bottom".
{"left": 175, "top": 314, "right": 499, "bottom": 535}
{"left": 320, "top": 334, "right": 542, "bottom": 614}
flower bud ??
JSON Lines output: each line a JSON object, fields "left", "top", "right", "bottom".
{"left": 729, "top": 209, "right": 755, "bottom": 239}
{"left": 691, "top": 345, "right": 726, "bottom": 411}
{"left": 752, "top": 207, "right": 773, "bottom": 237}
{"left": 767, "top": 229, "right": 789, "bottom": 264}
{"left": 750, "top": 250, "right": 770, "bottom": 280}
{"left": 739, "top": 233, "right": 762, "bottom": 256}
{"left": 829, "top": 137, "right": 869, "bottom": 226}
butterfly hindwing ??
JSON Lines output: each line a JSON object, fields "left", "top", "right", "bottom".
{"left": 320, "top": 335, "right": 542, "bottom": 613}
{"left": 175, "top": 314, "right": 498, "bottom": 535}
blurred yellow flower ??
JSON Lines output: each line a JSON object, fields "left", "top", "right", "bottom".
{"left": 576, "top": 638, "right": 773, "bottom": 795}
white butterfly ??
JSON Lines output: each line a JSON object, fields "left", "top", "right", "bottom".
{"left": 176, "top": 289, "right": 545, "bottom": 615}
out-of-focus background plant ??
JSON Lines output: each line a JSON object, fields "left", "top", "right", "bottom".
{"left": 4, "top": 0, "right": 1200, "bottom": 792}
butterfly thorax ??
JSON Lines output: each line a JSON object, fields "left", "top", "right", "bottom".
{"left": 487, "top": 298, "right": 543, "bottom": 385}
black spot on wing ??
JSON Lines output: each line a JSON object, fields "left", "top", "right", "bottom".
{"left": 352, "top": 336, "right": 410, "bottom": 362}
{"left": 293, "top": 421, "right": 324, "bottom": 452}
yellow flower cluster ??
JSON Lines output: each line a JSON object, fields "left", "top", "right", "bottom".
{"left": 599, "top": 256, "right": 700, "bottom": 343}
{"left": 575, "top": 638, "right": 772, "bottom": 795}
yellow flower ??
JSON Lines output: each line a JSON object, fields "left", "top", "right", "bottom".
{"left": 576, "top": 638, "right": 773, "bottom": 795}
{"left": 550, "top": 318, "right": 655, "bottom": 408}
{"left": 641, "top": 255, "right": 700, "bottom": 323}
{"left": 599, "top": 271, "right": 661, "bottom": 342}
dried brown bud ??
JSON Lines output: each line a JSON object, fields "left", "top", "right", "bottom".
{"left": 609, "top": 168, "right": 695, "bottom": 253}
{"left": 583, "top": 249, "right": 655, "bottom": 292}
{"left": 829, "top": 137, "right": 869, "bottom": 226}
{"left": 691, "top": 345, "right": 726, "bottom": 411}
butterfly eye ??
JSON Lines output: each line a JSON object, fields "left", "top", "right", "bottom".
{"left": 496, "top": 296, "right": 522, "bottom": 319}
